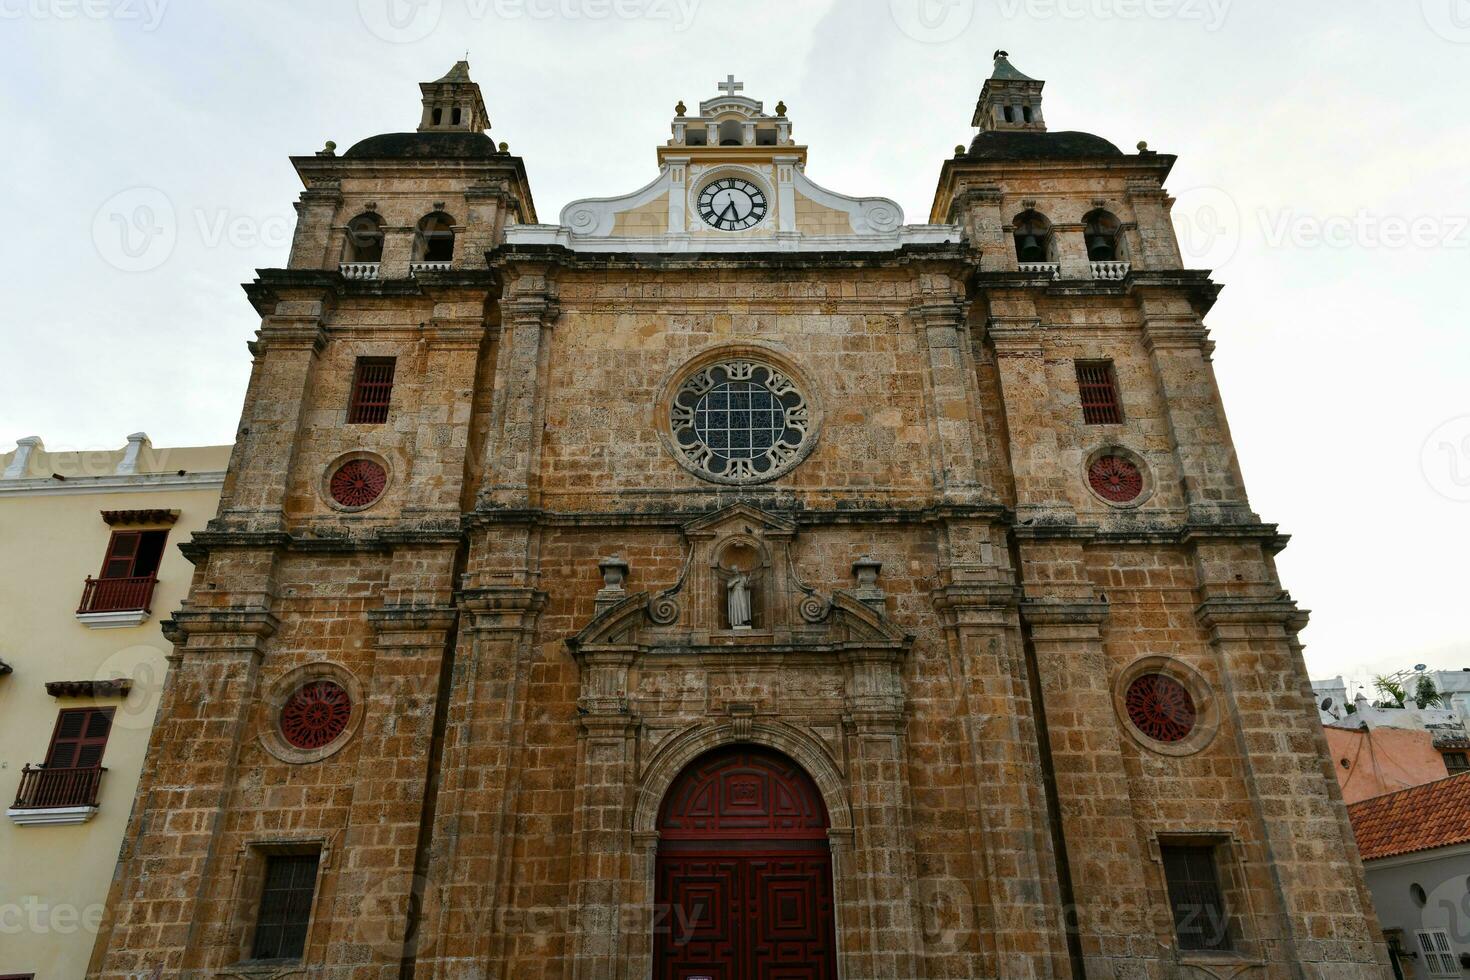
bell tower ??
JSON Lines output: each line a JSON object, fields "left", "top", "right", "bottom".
{"left": 417, "top": 60, "right": 490, "bottom": 133}
{"left": 973, "top": 50, "right": 1046, "bottom": 132}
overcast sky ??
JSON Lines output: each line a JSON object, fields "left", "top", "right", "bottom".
{"left": 2, "top": 0, "right": 1467, "bottom": 691}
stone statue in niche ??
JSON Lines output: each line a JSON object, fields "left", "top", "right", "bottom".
{"left": 727, "top": 572, "right": 753, "bottom": 630}
{"left": 715, "top": 540, "right": 762, "bottom": 630}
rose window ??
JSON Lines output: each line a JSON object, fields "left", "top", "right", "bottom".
{"left": 1125, "top": 674, "right": 1197, "bottom": 743}
{"left": 1088, "top": 454, "right": 1144, "bottom": 503}
{"left": 279, "top": 680, "right": 352, "bottom": 750}
{"left": 329, "top": 458, "right": 387, "bottom": 508}
{"left": 670, "top": 360, "right": 811, "bottom": 484}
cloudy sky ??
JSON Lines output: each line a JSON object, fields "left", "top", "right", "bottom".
{"left": 2, "top": 0, "right": 1467, "bottom": 690}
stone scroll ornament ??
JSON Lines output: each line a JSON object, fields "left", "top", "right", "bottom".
{"left": 670, "top": 359, "right": 811, "bottom": 485}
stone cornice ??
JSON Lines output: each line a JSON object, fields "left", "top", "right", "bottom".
{"left": 465, "top": 502, "right": 1012, "bottom": 531}
{"left": 487, "top": 241, "right": 978, "bottom": 274}
{"left": 1196, "top": 595, "right": 1309, "bottom": 633}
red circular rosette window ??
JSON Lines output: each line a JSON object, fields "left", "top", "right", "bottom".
{"left": 1125, "top": 674, "right": 1197, "bottom": 743}
{"left": 280, "top": 680, "right": 352, "bottom": 750}
{"left": 1088, "top": 455, "right": 1144, "bottom": 503}
{"left": 329, "top": 458, "right": 387, "bottom": 507}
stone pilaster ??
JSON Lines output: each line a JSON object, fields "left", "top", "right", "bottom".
{"left": 91, "top": 607, "right": 277, "bottom": 979}
{"left": 1125, "top": 178, "right": 1183, "bottom": 270}
{"left": 567, "top": 700, "right": 640, "bottom": 980}
{"left": 932, "top": 564, "right": 1070, "bottom": 980}
{"left": 986, "top": 307, "right": 1076, "bottom": 524}
{"left": 1019, "top": 579, "right": 1164, "bottom": 980}
{"left": 320, "top": 604, "right": 457, "bottom": 980}
{"left": 287, "top": 179, "right": 343, "bottom": 270}
{"left": 403, "top": 299, "right": 488, "bottom": 526}
{"left": 414, "top": 587, "right": 545, "bottom": 980}
{"left": 216, "top": 303, "right": 329, "bottom": 533}
{"left": 840, "top": 648, "right": 924, "bottom": 980}
{"left": 1140, "top": 300, "right": 1253, "bottom": 524}
{"left": 479, "top": 261, "right": 558, "bottom": 509}
{"left": 1193, "top": 537, "right": 1392, "bottom": 979}
{"left": 910, "top": 275, "right": 991, "bottom": 504}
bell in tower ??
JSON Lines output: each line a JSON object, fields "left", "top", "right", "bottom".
{"left": 973, "top": 50, "right": 1046, "bottom": 133}
{"left": 418, "top": 60, "right": 491, "bottom": 133}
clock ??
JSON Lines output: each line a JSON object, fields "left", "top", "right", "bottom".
{"left": 697, "top": 177, "right": 768, "bottom": 231}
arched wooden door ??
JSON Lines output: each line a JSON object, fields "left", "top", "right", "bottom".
{"left": 654, "top": 747, "right": 839, "bottom": 980}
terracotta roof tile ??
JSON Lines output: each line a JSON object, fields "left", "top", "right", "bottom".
{"left": 1348, "top": 772, "right": 1470, "bottom": 861}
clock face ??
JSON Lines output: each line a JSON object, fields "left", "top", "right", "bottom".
{"left": 698, "top": 178, "right": 768, "bottom": 231}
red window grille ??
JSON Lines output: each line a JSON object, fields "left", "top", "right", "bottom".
{"left": 1076, "top": 361, "right": 1122, "bottom": 425}
{"left": 348, "top": 358, "right": 395, "bottom": 424}
{"left": 328, "top": 459, "right": 388, "bottom": 508}
{"left": 1125, "top": 674, "right": 1197, "bottom": 743}
{"left": 1161, "top": 845, "right": 1232, "bottom": 952}
{"left": 251, "top": 852, "right": 320, "bottom": 961}
{"left": 279, "top": 681, "right": 352, "bottom": 750}
{"left": 45, "top": 707, "right": 114, "bottom": 769}
{"left": 1088, "top": 455, "right": 1144, "bottom": 504}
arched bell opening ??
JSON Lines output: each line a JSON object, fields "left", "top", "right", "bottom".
{"left": 653, "top": 746, "right": 839, "bottom": 980}
{"left": 1012, "top": 209, "right": 1055, "bottom": 264}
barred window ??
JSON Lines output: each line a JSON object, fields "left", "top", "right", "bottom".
{"left": 1443, "top": 751, "right": 1470, "bottom": 775}
{"left": 1417, "top": 930, "right": 1458, "bottom": 977}
{"left": 251, "top": 853, "right": 320, "bottom": 961}
{"left": 348, "top": 358, "right": 395, "bottom": 425}
{"left": 1162, "top": 844, "right": 1232, "bottom": 952}
{"left": 1076, "top": 360, "right": 1122, "bottom": 425}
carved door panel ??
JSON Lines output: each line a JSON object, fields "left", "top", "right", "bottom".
{"left": 656, "top": 850, "right": 837, "bottom": 980}
{"left": 654, "top": 748, "right": 838, "bottom": 980}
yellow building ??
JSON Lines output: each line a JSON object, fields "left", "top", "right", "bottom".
{"left": 0, "top": 433, "right": 228, "bottom": 980}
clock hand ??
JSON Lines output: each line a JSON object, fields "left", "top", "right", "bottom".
{"left": 719, "top": 201, "right": 737, "bottom": 224}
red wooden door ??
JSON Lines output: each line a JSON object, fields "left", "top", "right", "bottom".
{"left": 654, "top": 749, "right": 838, "bottom": 980}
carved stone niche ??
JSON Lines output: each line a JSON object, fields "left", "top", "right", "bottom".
{"left": 564, "top": 504, "right": 914, "bottom": 723}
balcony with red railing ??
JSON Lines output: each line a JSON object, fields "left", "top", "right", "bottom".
{"left": 76, "top": 575, "right": 157, "bottom": 617}
{"left": 9, "top": 766, "right": 106, "bottom": 824}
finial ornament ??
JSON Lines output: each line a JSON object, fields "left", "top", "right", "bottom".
{"left": 994, "top": 49, "right": 1008, "bottom": 60}
{"left": 775, "top": 100, "right": 787, "bottom": 116}
{"left": 676, "top": 100, "right": 687, "bottom": 116}
{"left": 498, "top": 141, "right": 509, "bottom": 154}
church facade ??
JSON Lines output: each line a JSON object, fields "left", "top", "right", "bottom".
{"left": 89, "top": 58, "right": 1392, "bottom": 979}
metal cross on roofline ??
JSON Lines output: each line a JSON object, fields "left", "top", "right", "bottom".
{"left": 718, "top": 74, "right": 744, "bottom": 97}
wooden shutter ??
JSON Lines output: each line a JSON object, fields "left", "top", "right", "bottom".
{"left": 1076, "top": 360, "right": 1122, "bottom": 425}
{"left": 44, "top": 708, "right": 114, "bottom": 769}
{"left": 1417, "top": 931, "right": 1458, "bottom": 976}
{"left": 100, "top": 531, "right": 141, "bottom": 578}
